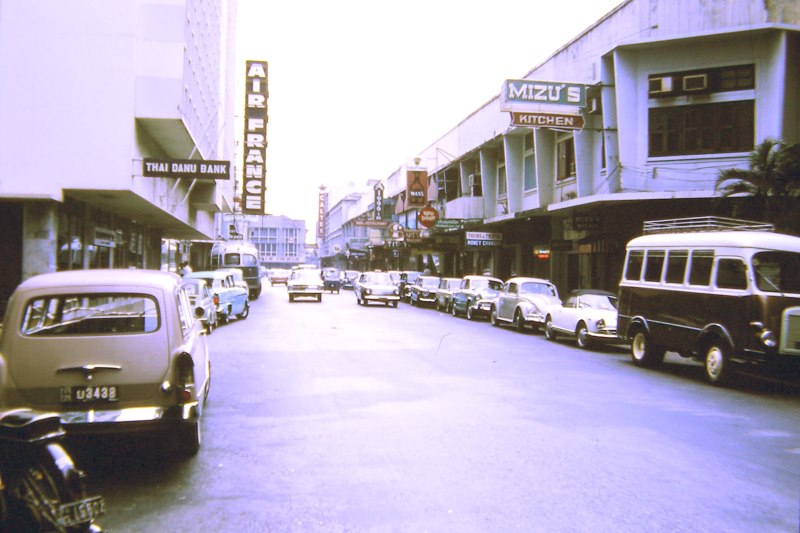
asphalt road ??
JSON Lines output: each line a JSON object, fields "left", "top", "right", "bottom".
{"left": 77, "top": 280, "right": 800, "bottom": 532}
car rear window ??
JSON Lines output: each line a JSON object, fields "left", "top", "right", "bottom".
{"left": 21, "top": 294, "right": 159, "bottom": 336}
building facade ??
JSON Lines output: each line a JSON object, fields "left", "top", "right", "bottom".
{"left": 319, "top": 0, "right": 800, "bottom": 293}
{"left": 0, "top": 0, "right": 238, "bottom": 309}
{"left": 222, "top": 213, "right": 311, "bottom": 269}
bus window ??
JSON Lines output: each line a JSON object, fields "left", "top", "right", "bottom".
{"left": 715, "top": 258, "right": 748, "bottom": 290}
{"left": 624, "top": 250, "right": 644, "bottom": 281}
{"left": 665, "top": 250, "right": 688, "bottom": 284}
{"left": 688, "top": 250, "right": 714, "bottom": 286}
{"left": 643, "top": 250, "right": 665, "bottom": 282}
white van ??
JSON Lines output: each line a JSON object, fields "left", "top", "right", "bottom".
{"left": 617, "top": 217, "right": 800, "bottom": 385}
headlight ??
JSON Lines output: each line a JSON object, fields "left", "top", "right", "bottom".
{"left": 760, "top": 329, "right": 777, "bottom": 348}
{"left": 393, "top": 288, "right": 399, "bottom": 295}
{"left": 366, "top": 288, "right": 372, "bottom": 295}
{"left": 474, "top": 294, "right": 482, "bottom": 302}
{"left": 597, "top": 319, "right": 605, "bottom": 329}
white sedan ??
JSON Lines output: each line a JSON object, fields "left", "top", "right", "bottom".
{"left": 544, "top": 289, "right": 619, "bottom": 349}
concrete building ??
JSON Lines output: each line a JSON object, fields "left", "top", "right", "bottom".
{"left": 319, "top": 0, "right": 800, "bottom": 293}
{"left": 0, "top": 0, "right": 238, "bottom": 309}
{"left": 223, "top": 213, "right": 311, "bottom": 269}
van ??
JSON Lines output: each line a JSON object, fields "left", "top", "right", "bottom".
{"left": 617, "top": 217, "right": 800, "bottom": 385}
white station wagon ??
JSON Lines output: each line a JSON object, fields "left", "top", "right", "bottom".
{"left": 0, "top": 269, "right": 211, "bottom": 457}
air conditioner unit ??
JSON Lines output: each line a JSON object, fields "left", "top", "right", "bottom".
{"left": 648, "top": 76, "right": 673, "bottom": 96}
{"left": 682, "top": 74, "right": 708, "bottom": 92}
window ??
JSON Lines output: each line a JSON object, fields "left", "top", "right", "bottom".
{"left": 644, "top": 250, "right": 666, "bottom": 282}
{"left": 715, "top": 258, "right": 748, "bottom": 290}
{"left": 665, "top": 250, "right": 689, "bottom": 284}
{"left": 649, "top": 101, "right": 754, "bottom": 156}
{"left": 624, "top": 250, "right": 644, "bottom": 281}
{"left": 752, "top": 251, "right": 800, "bottom": 293}
{"left": 688, "top": 250, "right": 714, "bottom": 286}
{"left": 524, "top": 133, "right": 536, "bottom": 191}
{"left": 556, "top": 134, "right": 575, "bottom": 180}
{"left": 21, "top": 294, "right": 159, "bottom": 336}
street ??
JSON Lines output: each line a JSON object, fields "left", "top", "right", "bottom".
{"left": 77, "top": 281, "right": 800, "bottom": 532}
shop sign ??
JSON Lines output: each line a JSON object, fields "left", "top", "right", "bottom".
{"left": 242, "top": 60, "right": 268, "bottom": 214}
{"left": 510, "top": 112, "right": 584, "bottom": 130}
{"left": 317, "top": 187, "right": 328, "bottom": 239}
{"left": 573, "top": 214, "right": 603, "bottom": 231}
{"left": 465, "top": 231, "right": 502, "bottom": 247}
{"left": 353, "top": 217, "right": 389, "bottom": 228}
{"left": 418, "top": 206, "right": 439, "bottom": 228}
{"left": 373, "top": 182, "right": 384, "bottom": 221}
{"left": 142, "top": 159, "right": 230, "bottom": 180}
{"left": 406, "top": 169, "right": 428, "bottom": 207}
{"left": 502, "top": 79, "right": 586, "bottom": 107}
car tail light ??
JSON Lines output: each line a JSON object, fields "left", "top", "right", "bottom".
{"left": 175, "top": 352, "right": 195, "bottom": 402}
{"left": 213, "top": 294, "right": 219, "bottom": 306}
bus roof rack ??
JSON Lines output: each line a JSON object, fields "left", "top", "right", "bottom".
{"left": 642, "top": 216, "right": 774, "bottom": 235}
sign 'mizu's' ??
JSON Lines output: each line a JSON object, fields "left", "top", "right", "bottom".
{"left": 504, "top": 79, "right": 586, "bottom": 107}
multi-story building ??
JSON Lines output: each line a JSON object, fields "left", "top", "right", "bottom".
{"left": 223, "top": 214, "right": 310, "bottom": 269}
{"left": 319, "top": 0, "right": 800, "bottom": 293}
{"left": 0, "top": 0, "right": 238, "bottom": 309}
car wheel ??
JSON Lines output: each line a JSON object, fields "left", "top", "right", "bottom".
{"left": 514, "top": 309, "right": 526, "bottom": 332}
{"left": 175, "top": 420, "right": 201, "bottom": 458}
{"left": 237, "top": 302, "right": 249, "bottom": 320}
{"left": 219, "top": 310, "right": 229, "bottom": 325}
{"left": 576, "top": 323, "right": 591, "bottom": 349}
{"left": 466, "top": 304, "right": 475, "bottom": 320}
{"left": 392, "top": 301, "right": 398, "bottom": 308}
{"left": 544, "top": 317, "right": 556, "bottom": 341}
{"left": 206, "top": 319, "right": 214, "bottom": 335}
{"left": 704, "top": 340, "right": 734, "bottom": 385}
{"left": 451, "top": 303, "right": 458, "bottom": 317}
{"left": 288, "top": 295, "right": 294, "bottom": 302}
{"left": 630, "top": 329, "right": 665, "bottom": 368}
{"left": 317, "top": 294, "right": 322, "bottom": 302}
{"left": 490, "top": 306, "right": 499, "bottom": 327}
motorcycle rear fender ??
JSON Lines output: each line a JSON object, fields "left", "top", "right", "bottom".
{"left": 0, "top": 408, "right": 65, "bottom": 443}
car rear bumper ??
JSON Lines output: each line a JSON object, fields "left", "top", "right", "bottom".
{"left": 365, "top": 295, "right": 400, "bottom": 303}
{"left": 58, "top": 402, "right": 199, "bottom": 434}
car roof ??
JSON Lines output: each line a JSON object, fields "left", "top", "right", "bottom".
{"left": 186, "top": 270, "right": 230, "bottom": 279}
{"left": 463, "top": 275, "right": 502, "bottom": 282}
{"left": 507, "top": 277, "right": 554, "bottom": 284}
{"left": 15, "top": 269, "right": 181, "bottom": 293}
{"left": 569, "top": 288, "right": 616, "bottom": 297}
{"left": 627, "top": 230, "right": 800, "bottom": 251}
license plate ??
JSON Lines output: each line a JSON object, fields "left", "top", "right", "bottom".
{"left": 58, "top": 495, "right": 106, "bottom": 527}
{"left": 60, "top": 385, "right": 119, "bottom": 403}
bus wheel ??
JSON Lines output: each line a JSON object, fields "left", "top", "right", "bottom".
{"left": 630, "top": 329, "right": 665, "bottom": 368}
{"left": 704, "top": 341, "right": 733, "bottom": 385}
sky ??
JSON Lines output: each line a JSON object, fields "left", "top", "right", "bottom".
{"left": 235, "top": 0, "right": 624, "bottom": 242}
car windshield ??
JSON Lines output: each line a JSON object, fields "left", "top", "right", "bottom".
{"left": 752, "top": 251, "right": 800, "bottom": 293}
{"left": 363, "top": 272, "right": 394, "bottom": 284}
{"left": 421, "top": 278, "right": 439, "bottom": 287}
{"left": 520, "top": 282, "right": 557, "bottom": 297}
{"left": 472, "top": 279, "right": 502, "bottom": 290}
{"left": 20, "top": 294, "right": 159, "bottom": 336}
{"left": 580, "top": 294, "right": 618, "bottom": 310}
{"left": 292, "top": 270, "right": 322, "bottom": 282}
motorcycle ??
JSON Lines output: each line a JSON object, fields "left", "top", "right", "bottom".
{"left": 0, "top": 409, "right": 104, "bottom": 532}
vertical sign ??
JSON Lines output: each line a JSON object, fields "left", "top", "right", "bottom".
{"left": 406, "top": 169, "right": 428, "bottom": 207}
{"left": 373, "top": 182, "right": 384, "bottom": 221}
{"left": 242, "top": 60, "right": 268, "bottom": 214}
{"left": 317, "top": 186, "right": 328, "bottom": 240}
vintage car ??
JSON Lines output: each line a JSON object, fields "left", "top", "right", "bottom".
{"left": 434, "top": 277, "right": 461, "bottom": 312}
{"left": 340, "top": 270, "right": 360, "bottom": 290}
{"left": 490, "top": 277, "right": 561, "bottom": 332}
{"left": 354, "top": 271, "right": 400, "bottom": 307}
{"left": 268, "top": 268, "right": 290, "bottom": 286}
{"left": 408, "top": 275, "right": 441, "bottom": 307}
{"left": 0, "top": 269, "right": 211, "bottom": 457}
{"left": 544, "top": 289, "right": 619, "bottom": 349}
{"left": 182, "top": 278, "right": 218, "bottom": 334}
{"left": 451, "top": 275, "right": 503, "bottom": 320}
{"left": 184, "top": 270, "right": 249, "bottom": 324}
{"left": 287, "top": 268, "right": 324, "bottom": 302}
{"left": 216, "top": 267, "right": 249, "bottom": 292}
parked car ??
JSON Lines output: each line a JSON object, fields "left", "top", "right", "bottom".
{"left": 340, "top": 270, "right": 360, "bottom": 290}
{"left": 0, "top": 269, "right": 211, "bottom": 457}
{"left": 408, "top": 275, "right": 441, "bottom": 307}
{"left": 288, "top": 268, "right": 324, "bottom": 302}
{"left": 490, "top": 277, "right": 560, "bottom": 332}
{"left": 269, "top": 269, "right": 290, "bottom": 286}
{"left": 354, "top": 271, "right": 400, "bottom": 307}
{"left": 544, "top": 289, "right": 619, "bottom": 349}
{"left": 216, "top": 267, "right": 249, "bottom": 292}
{"left": 399, "top": 271, "right": 422, "bottom": 301}
{"left": 182, "top": 278, "right": 218, "bottom": 334}
{"left": 451, "top": 275, "right": 503, "bottom": 320}
{"left": 184, "top": 270, "right": 249, "bottom": 323}
{"left": 435, "top": 277, "right": 462, "bottom": 312}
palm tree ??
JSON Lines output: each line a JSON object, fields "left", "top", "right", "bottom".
{"left": 715, "top": 138, "right": 800, "bottom": 233}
